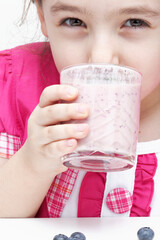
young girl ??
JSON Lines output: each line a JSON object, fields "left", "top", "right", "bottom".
{"left": 0, "top": 0, "right": 160, "bottom": 218}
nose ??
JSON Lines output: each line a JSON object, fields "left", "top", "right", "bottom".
{"left": 88, "top": 34, "right": 120, "bottom": 65}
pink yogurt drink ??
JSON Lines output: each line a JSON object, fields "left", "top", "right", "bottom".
{"left": 60, "top": 64, "right": 142, "bottom": 172}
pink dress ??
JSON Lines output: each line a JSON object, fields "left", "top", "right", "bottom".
{"left": 0, "top": 43, "right": 159, "bottom": 217}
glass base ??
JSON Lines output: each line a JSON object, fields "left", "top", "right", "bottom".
{"left": 62, "top": 151, "right": 134, "bottom": 172}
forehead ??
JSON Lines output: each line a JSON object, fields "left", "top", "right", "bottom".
{"left": 48, "top": 0, "right": 160, "bottom": 16}
{"left": 48, "top": 0, "right": 160, "bottom": 9}
{"left": 47, "top": 0, "right": 160, "bottom": 21}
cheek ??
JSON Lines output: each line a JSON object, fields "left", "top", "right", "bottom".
{"left": 141, "top": 73, "right": 160, "bottom": 100}
{"left": 49, "top": 34, "right": 89, "bottom": 72}
{"left": 122, "top": 47, "right": 160, "bottom": 100}
{"left": 50, "top": 46, "right": 84, "bottom": 72}
{"left": 139, "top": 57, "right": 160, "bottom": 100}
{"left": 51, "top": 49, "right": 72, "bottom": 73}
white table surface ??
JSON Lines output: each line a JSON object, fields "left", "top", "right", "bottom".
{"left": 0, "top": 217, "right": 159, "bottom": 240}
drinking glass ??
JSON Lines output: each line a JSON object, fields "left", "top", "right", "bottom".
{"left": 60, "top": 64, "right": 142, "bottom": 172}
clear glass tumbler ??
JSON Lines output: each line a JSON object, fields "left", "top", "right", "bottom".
{"left": 60, "top": 64, "right": 142, "bottom": 172}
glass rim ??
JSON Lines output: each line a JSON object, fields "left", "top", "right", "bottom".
{"left": 61, "top": 63, "right": 142, "bottom": 77}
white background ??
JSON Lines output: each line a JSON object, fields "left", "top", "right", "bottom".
{"left": 0, "top": 2, "right": 160, "bottom": 240}
{"left": 0, "top": 218, "right": 159, "bottom": 240}
{"left": 0, "top": 0, "right": 44, "bottom": 51}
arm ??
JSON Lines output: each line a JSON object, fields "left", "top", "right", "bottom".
{"left": 0, "top": 85, "right": 89, "bottom": 217}
{"left": 0, "top": 153, "right": 56, "bottom": 218}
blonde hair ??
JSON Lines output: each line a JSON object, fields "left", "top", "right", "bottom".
{"left": 21, "top": 0, "right": 42, "bottom": 25}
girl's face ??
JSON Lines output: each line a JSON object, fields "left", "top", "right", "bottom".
{"left": 37, "top": 0, "right": 160, "bottom": 108}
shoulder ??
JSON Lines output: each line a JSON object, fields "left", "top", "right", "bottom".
{"left": 0, "top": 42, "right": 60, "bottom": 94}
{"left": 0, "top": 42, "right": 60, "bottom": 141}
{"left": 0, "top": 42, "right": 46, "bottom": 67}
{"left": 0, "top": 42, "right": 59, "bottom": 81}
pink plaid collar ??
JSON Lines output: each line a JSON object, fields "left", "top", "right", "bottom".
{"left": 46, "top": 168, "right": 79, "bottom": 217}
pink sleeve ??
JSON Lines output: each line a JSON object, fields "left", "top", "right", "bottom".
{"left": 0, "top": 49, "right": 19, "bottom": 136}
{"left": 0, "top": 49, "right": 22, "bottom": 158}
{"left": 0, "top": 43, "right": 60, "bottom": 146}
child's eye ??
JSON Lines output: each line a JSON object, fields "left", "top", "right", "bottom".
{"left": 123, "top": 19, "right": 149, "bottom": 28}
{"left": 61, "top": 18, "right": 86, "bottom": 27}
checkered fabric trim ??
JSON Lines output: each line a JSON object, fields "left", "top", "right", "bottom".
{"left": 106, "top": 188, "right": 133, "bottom": 214}
{"left": 46, "top": 168, "right": 79, "bottom": 217}
{"left": 0, "top": 132, "right": 21, "bottom": 159}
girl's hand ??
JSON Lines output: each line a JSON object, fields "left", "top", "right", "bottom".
{"left": 22, "top": 85, "right": 90, "bottom": 176}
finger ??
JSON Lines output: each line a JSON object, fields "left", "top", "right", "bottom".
{"left": 36, "top": 103, "right": 90, "bottom": 126}
{"left": 39, "top": 85, "right": 78, "bottom": 108}
{"left": 43, "top": 138, "right": 78, "bottom": 159}
{"left": 40, "top": 123, "right": 90, "bottom": 144}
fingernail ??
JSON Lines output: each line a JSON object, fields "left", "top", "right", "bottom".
{"left": 66, "top": 87, "right": 77, "bottom": 97}
{"left": 66, "top": 139, "right": 76, "bottom": 147}
{"left": 76, "top": 124, "right": 88, "bottom": 132}
{"left": 77, "top": 104, "right": 88, "bottom": 114}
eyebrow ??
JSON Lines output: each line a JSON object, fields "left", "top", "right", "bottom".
{"left": 50, "top": 2, "right": 92, "bottom": 16}
{"left": 119, "top": 6, "right": 160, "bottom": 17}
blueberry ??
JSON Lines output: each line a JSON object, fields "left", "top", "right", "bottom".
{"left": 137, "top": 227, "right": 154, "bottom": 240}
{"left": 68, "top": 237, "right": 75, "bottom": 240}
{"left": 53, "top": 234, "right": 69, "bottom": 240}
{"left": 70, "top": 232, "right": 86, "bottom": 240}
